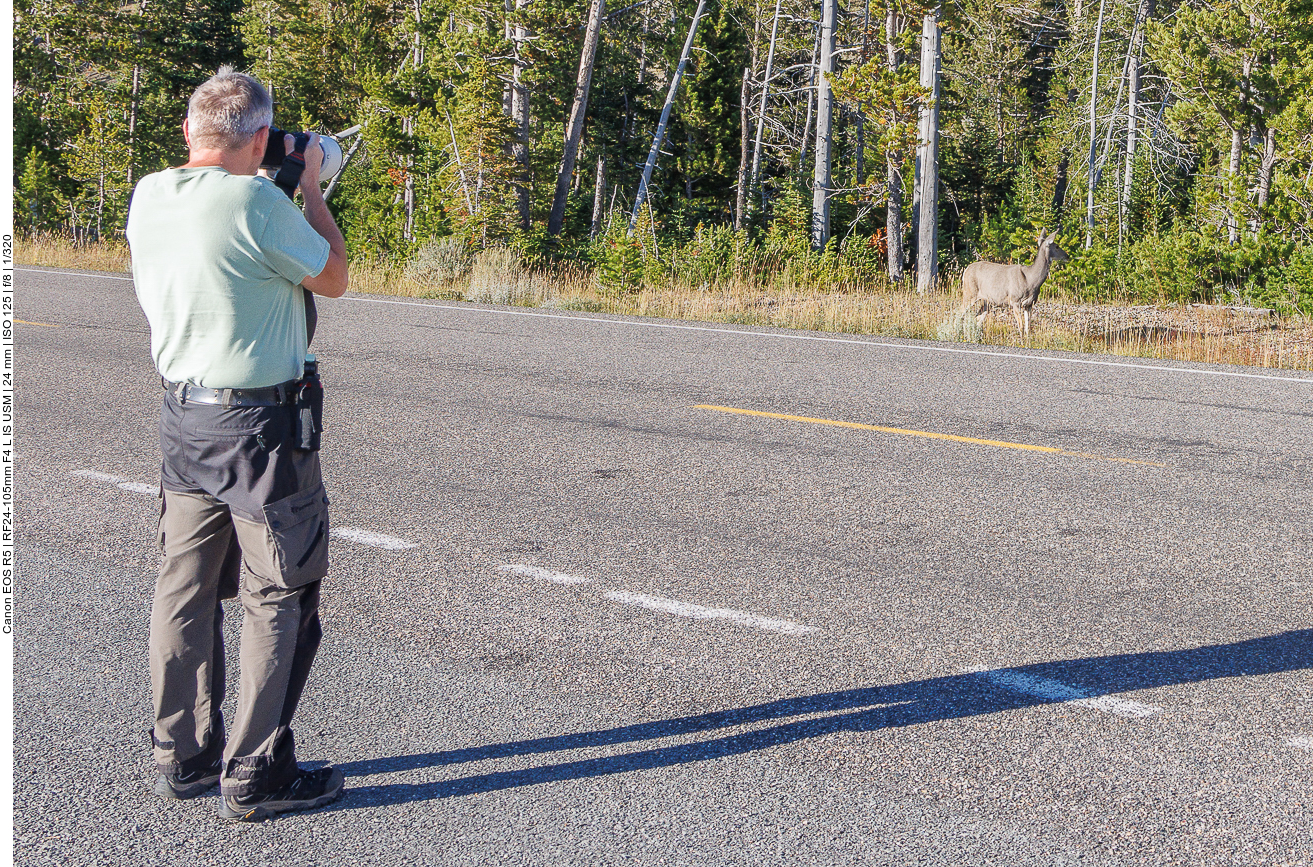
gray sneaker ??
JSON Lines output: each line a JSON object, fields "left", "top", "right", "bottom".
{"left": 154, "top": 762, "right": 222, "bottom": 800}
{"left": 217, "top": 766, "right": 344, "bottom": 821}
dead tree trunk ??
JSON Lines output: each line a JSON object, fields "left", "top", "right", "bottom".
{"left": 324, "top": 132, "right": 364, "bottom": 202}
{"left": 736, "top": 65, "right": 751, "bottom": 229}
{"left": 1121, "top": 0, "right": 1153, "bottom": 244}
{"left": 404, "top": 0, "right": 424, "bottom": 242}
{"left": 1085, "top": 0, "right": 1106, "bottom": 249}
{"left": 127, "top": 65, "right": 140, "bottom": 186}
{"left": 591, "top": 155, "right": 606, "bottom": 237}
{"left": 1227, "top": 126, "right": 1243, "bottom": 243}
{"left": 630, "top": 0, "right": 709, "bottom": 230}
{"left": 913, "top": 5, "right": 940, "bottom": 293}
{"left": 749, "top": 0, "right": 784, "bottom": 216}
{"left": 885, "top": 1, "right": 904, "bottom": 282}
{"left": 510, "top": 0, "right": 532, "bottom": 231}
{"left": 1257, "top": 125, "right": 1277, "bottom": 212}
{"left": 127, "top": 0, "right": 148, "bottom": 186}
{"left": 811, "top": 0, "right": 837, "bottom": 250}
{"left": 549, "top": 0, "right": 606, "bottom": 236}
{"left": 445, "top": 110, "right": 475, "bottom": 214}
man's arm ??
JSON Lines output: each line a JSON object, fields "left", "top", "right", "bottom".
{"left": 296, "top": 134, "right": 349, "bottom": 299}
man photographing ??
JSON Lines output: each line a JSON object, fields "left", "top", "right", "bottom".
{"left": 126, "top": 66, "right": 348, "bottom": 821}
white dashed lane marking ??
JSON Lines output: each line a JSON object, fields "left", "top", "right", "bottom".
{"left": 71, "top": 469, "right": 158, "bottom": 496}
{"left": 72, "top": 470, "right": 418, "bottom": 550}
{"left": 497, "top": 564, "right": 591, "bottom": 585}
{"left": 65, "top": 470, "right": 1285, "bottom": 739}
{"left": 966, "top": 667, "right": 1161, "bottom": 718}
{"left": 1288, "top": 737, "right": 1313, "bottom": 750}
{"left": 330, "top": 527, "right": 417, "bottom": 550}
{"left": 605, "top": 591, "right": 817, "bottom": 636}
{"left": 499, "top": 562, "right": 815, "bottom": 636}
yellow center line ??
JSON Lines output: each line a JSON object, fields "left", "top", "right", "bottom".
{"left": 15, "top": 319, "right": 59, "bottom": 327}
{"left": 694, "top": 405, "right": 1166, "bottom": 467}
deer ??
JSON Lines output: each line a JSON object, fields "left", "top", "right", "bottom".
{"left": 960, "top": 230, "right": 1069, "bottom": 336}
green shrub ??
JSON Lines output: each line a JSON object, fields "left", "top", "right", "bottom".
{"left": 593, "top": 219, "right": 650, "bottom": 295}
{"left": 1254, "top": 242, "right": 1313, "bottom": 317}
{"left": 671, "top": 223, "right": 755, "bottom": 288}
{"left": 1055, "top": 243, "right": 1120, "bottom": 302}
{"left": 1116, "top": 230, "right": 1219, "bottom": 304}
{"left": 1049, "top": 229, "right": 1310, "bottom": 310}
{"left": 838, "top": 233, "right": 888, "bottom": 287}
{"left": 15, "top": 148, "right": 66, "bottom": 236}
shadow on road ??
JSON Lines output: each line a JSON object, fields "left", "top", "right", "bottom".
{"left": 331, "top": 629, "right": 1311, "bottom": 809}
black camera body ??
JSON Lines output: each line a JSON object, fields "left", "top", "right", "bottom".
{"left": 260, "top": 127, "right": 344, "bottom": 182}
{"left": 260, "top": 127, "right": 312, "bottom": 170}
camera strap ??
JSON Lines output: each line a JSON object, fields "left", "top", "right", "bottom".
{"left": 273, "top": 135, "right": 308, "bottom": 199}
{"left": 271, "top": 135, "right": 317, "bottom": 346}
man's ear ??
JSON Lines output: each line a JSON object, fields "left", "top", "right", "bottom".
{"left": 182, "top": 118, "right": 191, "bottom": 148}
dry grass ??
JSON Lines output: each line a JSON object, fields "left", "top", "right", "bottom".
{"left": 18, "top": 238, "right": 1313, "bottom": 371}
{"left": 16, "top": 236, "right": 133, "bottom": 273}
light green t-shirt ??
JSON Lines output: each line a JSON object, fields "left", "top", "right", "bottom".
{"left": 127, "top": 166, "right": 331, "bottom": 388}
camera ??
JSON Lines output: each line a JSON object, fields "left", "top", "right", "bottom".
{"left": 261, "top": 128, "right": 345, "bottom": 182}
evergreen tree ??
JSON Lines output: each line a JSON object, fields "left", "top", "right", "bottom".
{"left": 664, "top": 0, "right": 750, "bottom": 231}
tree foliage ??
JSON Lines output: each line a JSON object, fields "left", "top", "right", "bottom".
{"left": 13, "top": 0, "right": 1313, "bottom": 309}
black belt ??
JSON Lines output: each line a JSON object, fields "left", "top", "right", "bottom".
{"left": 164, "top": 378, "right": 299, "bottom": 407}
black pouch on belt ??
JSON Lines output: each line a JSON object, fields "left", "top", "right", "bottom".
{"left": 294, "top": 365, "right": 324, "bottom": 451}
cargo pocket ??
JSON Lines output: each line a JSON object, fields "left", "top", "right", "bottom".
{"left": 260, "top": 483, "right": 331, "bottom": 588}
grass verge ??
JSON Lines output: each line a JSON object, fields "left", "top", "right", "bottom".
{"left": 19, "top": 238, "right": 1313, "bottom": 371}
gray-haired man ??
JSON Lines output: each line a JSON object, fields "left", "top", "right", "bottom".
{"left": 127, "top": 67, "right": 348, "bottom": 820}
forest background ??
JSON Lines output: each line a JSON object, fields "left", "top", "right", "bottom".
{"left": 13, "top": 0, "right": 1313, "bottom": 319}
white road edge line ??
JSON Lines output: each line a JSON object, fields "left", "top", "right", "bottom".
{"left": 333, "top": 300, "right": 1313, "bottom": 385}
{"left": 498, "top": 564, "right": 591, "bottom": 585}
{"left": 605, "top": 590, "right": 816, "bottom": 636}
{"left": 20, "top": 267, "right": 134, "bottom": 282}
{"left": 330, "top": 527, "right": 417, "bottom": 550}
{"left": 28, "top": 266, "right": 1313, "bottom": 385}
{"left": 1287, "top": 737, "right": 1313, "bottom": 750}
{"left": 966, "top": 667, "right": 1161, "bottom": 719}
{"left": 70, "top": 469, "right": 157, "bottom": 496}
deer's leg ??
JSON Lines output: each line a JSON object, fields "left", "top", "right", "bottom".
{"left": 1023, "top": 307, "right": 1031, "bottom": 336}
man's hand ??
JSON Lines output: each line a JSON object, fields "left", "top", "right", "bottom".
{"left": 287, "top": 132, "right": 324, "bottom": 193}
{"left": 296, "top": 132, "right": 348, "bottom": 299}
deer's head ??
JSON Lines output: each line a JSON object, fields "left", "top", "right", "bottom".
{"left": 1038, "top": 230, "right": 1069, "bottom": 264}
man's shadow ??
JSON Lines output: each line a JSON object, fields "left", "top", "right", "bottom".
{"left": 330, "top": 629, "right": 1311, "bottom": 809}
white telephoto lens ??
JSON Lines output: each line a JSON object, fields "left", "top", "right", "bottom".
{"left": 318, "top": 136, "right": 345, "bottom": 182}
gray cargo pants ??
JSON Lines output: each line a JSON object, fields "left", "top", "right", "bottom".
{"left": 149, "top": 389, "right": 330, "bottom": 797}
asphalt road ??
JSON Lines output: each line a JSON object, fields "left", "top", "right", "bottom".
{"left": 14, "top": 266, "right": 1313, "bottom": 866}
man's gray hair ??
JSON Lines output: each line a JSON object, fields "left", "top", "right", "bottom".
{"left": 187, "top": 66, "right": 274, "bottom": 151}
